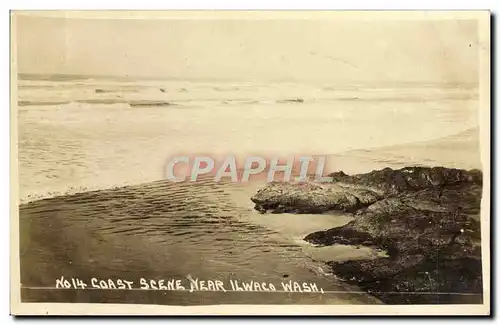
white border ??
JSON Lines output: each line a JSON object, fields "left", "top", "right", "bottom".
{"left": 3, "top": 1, "right": 498, "bottom": 322}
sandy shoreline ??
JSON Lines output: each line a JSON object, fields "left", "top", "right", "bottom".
{"left": 18, "top": 127, "right": 481, "bottom": 205}
{"left": 323, "top": 127, "right": 481, "bottom": 174}
{"left": 16, "top": 127, "right": 482, "bottom": 305}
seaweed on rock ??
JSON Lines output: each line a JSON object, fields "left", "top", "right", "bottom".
{"left": 251, "top": 167, "right": 484, "bottom": 304}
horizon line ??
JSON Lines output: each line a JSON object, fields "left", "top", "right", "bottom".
{"left": 16, "top": 72, "right": 479, "bottom": 86}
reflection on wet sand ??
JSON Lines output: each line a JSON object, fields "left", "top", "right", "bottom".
{"left": 20, "top": 177, "right": 381, "bottom": 305}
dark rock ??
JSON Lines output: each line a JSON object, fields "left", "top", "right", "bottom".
{"left": 250, "top": 182, "right": 383, "bottom": 214}
{"left": 252, "top": 167, "right": 482, "bottom": 215}
{"left": 252, "top": 166, "right": 483, "bottom": 304}
{"left": 326, "top": 166, "right": 482, "bottom": 195}
{"left": 327, "top": 257, "right": 483, "bottom": 304}
{"left": 328, "top": 171, "right": 350, "bottom": 181}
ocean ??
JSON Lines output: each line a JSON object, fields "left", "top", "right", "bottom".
{"left": 17, "top": 75, "right": 480, "bottom": 305}
{"left": 17, "top": 75, "right": 479, "bottom": 202}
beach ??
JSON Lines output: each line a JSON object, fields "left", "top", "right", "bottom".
{"left": 17, "top": 77, "right": 479, "bottom": 202}
{"left": 16, "top": 76, "right": 482, "bottom": 305}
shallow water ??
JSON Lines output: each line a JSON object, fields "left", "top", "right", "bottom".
{"left": 19, "top": 178, "right": 381, "bottom": 305}
{"left": 225, "top": 182, "right": 388, "bottom": 264}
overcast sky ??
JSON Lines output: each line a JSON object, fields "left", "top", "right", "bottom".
{"left": 14, "top": 13, "right": 479, "bottom": 84}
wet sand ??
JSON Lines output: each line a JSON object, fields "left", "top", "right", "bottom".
{"left": 19, "top": 177, "right": 381, "bottom": 305}
{"left": 18, "top": 127, "right": 481, "bottom": 305}
{"left": 322, "top": 127, "right": 481, "bottom": 175}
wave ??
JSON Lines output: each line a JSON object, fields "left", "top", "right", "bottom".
{"left": 129, "top": 100, "right": 176, "bottom": 107}
{"left": 18, "top": 99, "right": 177, "bottom": 109}
{"left": 221, "top": 99, "right": 263, "bottom": 105}
{"left": 18, "top": 98, "right": 277, "bottom": 108}
{"left": 333, "top": 94, "right": 478, "bottom": 102}
{"left": 277, "top": 98, "right": 305, "bottom": 104}
{"left": 18, "top": 73, "right": 95, "bottom": 82}
{"left": 17, "top": 85, "right": 478, "bottom": 110}
{"left": 18, "top": 100, "right": 71, "bottom": 107}
{"left": 17, "top": 95, "right": 475, "bottom": 110}
{"left": 75, "top": 99, "right": 128, "bottom": 104}
{"left": 19, "top": 175, "right": 230, "bottom": 205}
{"left": 18, "top": 178, "right": 161, "bottom": 204}
{"left": 17, "top": 78, "right": 479, "bottom": 111}
{"left": 20, "top": 184, "right": 123, "bottom": 205}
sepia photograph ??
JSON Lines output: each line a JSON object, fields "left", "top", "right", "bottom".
{"left": 10, "top": 10, "right": 491, "bottom": 315}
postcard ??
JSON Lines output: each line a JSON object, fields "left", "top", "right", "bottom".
{"left": 10, "top": 10, "right": 491, "bottom": 316}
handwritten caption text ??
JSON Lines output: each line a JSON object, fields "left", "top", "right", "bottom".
{"left": 55, "top": 276, "right": 325, "bottom": 294}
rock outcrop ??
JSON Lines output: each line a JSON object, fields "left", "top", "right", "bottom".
{"left": 251, "top": 180, "right": 384, "bottom": 214}
{"left": 251, "top": 167, "right": 484, "bottom": 304}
